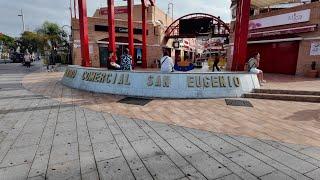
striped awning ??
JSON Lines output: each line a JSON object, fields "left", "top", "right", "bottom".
{"left": 251, "top": 0, "right": 291, "bottom": 7}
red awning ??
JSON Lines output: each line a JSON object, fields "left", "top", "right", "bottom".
{"left": 249, "top": 25, "right": 317, "bottom": 38}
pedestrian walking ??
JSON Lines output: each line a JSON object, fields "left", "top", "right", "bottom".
{"left": 212, "top": 53, "right": 221, "bottom": 72}
{"left": 24, "top": 51, "right": 31, "bottom": 68}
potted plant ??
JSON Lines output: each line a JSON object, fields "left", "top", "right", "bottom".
{"left": 306, "top": 61, "right": 318, "bottom": 78}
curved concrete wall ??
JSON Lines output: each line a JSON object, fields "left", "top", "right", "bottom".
{"left": 62, "top": 65, "right": 260, "bottom": 99}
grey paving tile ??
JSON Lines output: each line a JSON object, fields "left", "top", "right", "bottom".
{"left": 0, "top": 145, "right": 37, "bottom": 168}
{"left": 230, "top": 135, "right": 276, "bottom": 153}
{"left": 142, "top": 155, "right": 185, "bottom": 180}
{"left": 260, "top": 171, "right": 295, "bottom": 180}
{"left": 226, "top": 150, "right": 275, "bottom": 177}
{"left": 131, "top": 138, "right": 164, "bottom": 159}
{"left": 170, "top": 125, "right": 258, "bottom": 180}
{"left": 86, "top": 120, "right": 107, "bottom": 131}
{"left": 167, "top": 137, "right": 202, "bottom": 157}
{"left": 46, "top": 160, "right": 81, "bottom": 180}
{"left": 201, "top": 135, "right": 239, "bottom": 154}
{"left": 0, "top": 163, "right": 31, "bottom": 180}
{"left": 262, "top": 140, "right": 320, "bottom": 167}
{"left": 113, "top": 134, "right": 153, "bottom": 180}
{"left": 300, "top": 147, "right": 320, "bottom": 161}
{"left": 263, "top": 149, "right": 317, "bottom": 174}
{"left": 28, "top": 153, "right": 50, "bottom": 178}
{"left": 55, "top": 121, "right": 77, "bottom": 132}
{"left": 305, "top": 168, "right": 320, "bottom": 180}
{"left": 136, "top": 121, "right": 207, "bottom": 179}
{"left": 148, "top": 125, "right": 182, "bottom": 140}
{"left": 121, "top": 127, "right": 149, "bottom": 142}
{"left": 185, "top": 152, "right": 231, "bottom": 179}
{"left": 52, "top": 130, "right": 77, "bottom": 146}
{"left": 79, "top": 151, "right": 97, "bottom": 175}
{"left": 92, "top": 141, "right": 122, "bottom": 162}
{"left": 81, "top": 170, "right": 99, "bottom": 180}
{"left": 12, "top": 133, "right": 42, "bottom": 148}
{"left": 97, "top": 156, "right": 134, "bottom": 180}
{"left": 183, "top": 127, "right": 214, "bottom": 139}
{"left": 216, "top": 174, "right": 242, "bottom": 180}
{"left": 27, "top": 175, "right": 45, "bottom": 180}
{"left": 49, "top": 143, "right": 79, "bottom": 165}
{"left": 217, "top": 134, "right": 312, "bottom": 180}
{"left": 89, "top": 128, "right": 114, "bottom": 143}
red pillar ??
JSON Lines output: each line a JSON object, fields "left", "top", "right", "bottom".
{"left": 108, "top": 0, "right": 116, "bottom": 59}
{"left": 142, "top": 4, "right": 148, "bottom": 68}
{"left": 78, "top": 0, "right": 90, "bottom": 67}
{"left": 231, "top": 0, "right": 251, "bottom": 71}
{"left": 128, "top": 0, "right": 134, "bottom": 66}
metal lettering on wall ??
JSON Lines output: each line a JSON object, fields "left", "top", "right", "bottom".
{"left": 147, "top": 75, "right": 171, "bottom": 87}
{"left": 82, "top": 71, "right": 131, "bottom": 85}
{"left": 187, "top": 76, "right": 241, "bottom": 88}
{"left": 70, "top": 70, "right": 242, "bottom": 89}
{"left": 64, "top": 69, "right": 77, "bottom": 79}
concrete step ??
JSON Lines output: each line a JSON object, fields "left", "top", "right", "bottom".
{"left": 253, "top": 89, "right": 320, "bottom": 96}
{"left": 243, "top": 93, "right": 320, "bottom": 103}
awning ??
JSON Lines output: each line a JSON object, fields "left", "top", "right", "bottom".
{"left": 251, "top": 0, "right": 291, "bottom": 7}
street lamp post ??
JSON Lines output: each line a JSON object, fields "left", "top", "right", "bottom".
{"left": 18, "top": 9, "right": 25, "bottom": 33}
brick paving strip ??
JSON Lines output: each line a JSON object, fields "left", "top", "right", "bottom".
{"left": 0, "top": 63, "right": 319, "bottom": 179}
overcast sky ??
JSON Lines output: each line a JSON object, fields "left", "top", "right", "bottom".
{"left": 0, "top": 0, "right": 231, "bottom": 37}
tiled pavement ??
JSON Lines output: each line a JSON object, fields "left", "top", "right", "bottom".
{"left": 23, "top": 71, "right": 320, "bottom": 147}
{"left": 0, "top": 63, "right": 320, "bottom": 180}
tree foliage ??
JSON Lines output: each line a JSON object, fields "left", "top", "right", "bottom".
{"left": 0, "top": 33, "right": 15, "bottom": 49}
{"left": 18, "top": 31, "right": 47, "bottom": 53}
{"left": 36, "top": 21, "right": 68, "bottom": 49}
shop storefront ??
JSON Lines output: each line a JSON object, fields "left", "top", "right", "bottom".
{"left": 228, "top": 1, "right": 320, "bottom": 75}
{"left": 71, "top": 5, "right": 174, "bottom": 68}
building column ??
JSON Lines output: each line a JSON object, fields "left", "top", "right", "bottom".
{"left": 142, "top": 3, "right": 148, "bottom": 68}
{"left": 78, "top": 0, "right": 90, "bottom": 67}
{"left": 231, "top": 0, "right": 251, "bottom": 71}
{"left": 128, "top": 0, "right": 134, "bottom": 66}
{"left": 108, "top": 0, "right": 116, "bottom": 59}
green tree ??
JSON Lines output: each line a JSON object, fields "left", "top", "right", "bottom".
{"left": 36, "top": 21, "right": 68, "bottom": 49}
{"left": 19, "top": 31, "right": 46, "bottom": 53}
{"left": 0, "top": 33, "right": 15, "bottom": 49}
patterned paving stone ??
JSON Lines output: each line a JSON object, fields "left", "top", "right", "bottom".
{"left": 0, "top": 63, "right": 320, "bottom": 179}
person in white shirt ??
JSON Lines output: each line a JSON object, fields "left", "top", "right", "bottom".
{"left": 160, "top": 50, "right": 174, "bottom": 73}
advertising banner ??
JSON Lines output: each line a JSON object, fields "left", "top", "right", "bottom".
{"left": 249, "top": 9, "right": 311, "bottom": 30}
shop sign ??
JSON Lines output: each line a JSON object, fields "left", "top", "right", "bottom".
{"left": 100, "top": 7, "right": 128, "bottom": 15}
{"left": 310, "top": 42, "right": 320, "bottom": 56}
{"left": 249, "top": 9, "right": 311, "bottom": 30}
{"left": 94, "top": 25, "right": 146, "bottom": 35}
